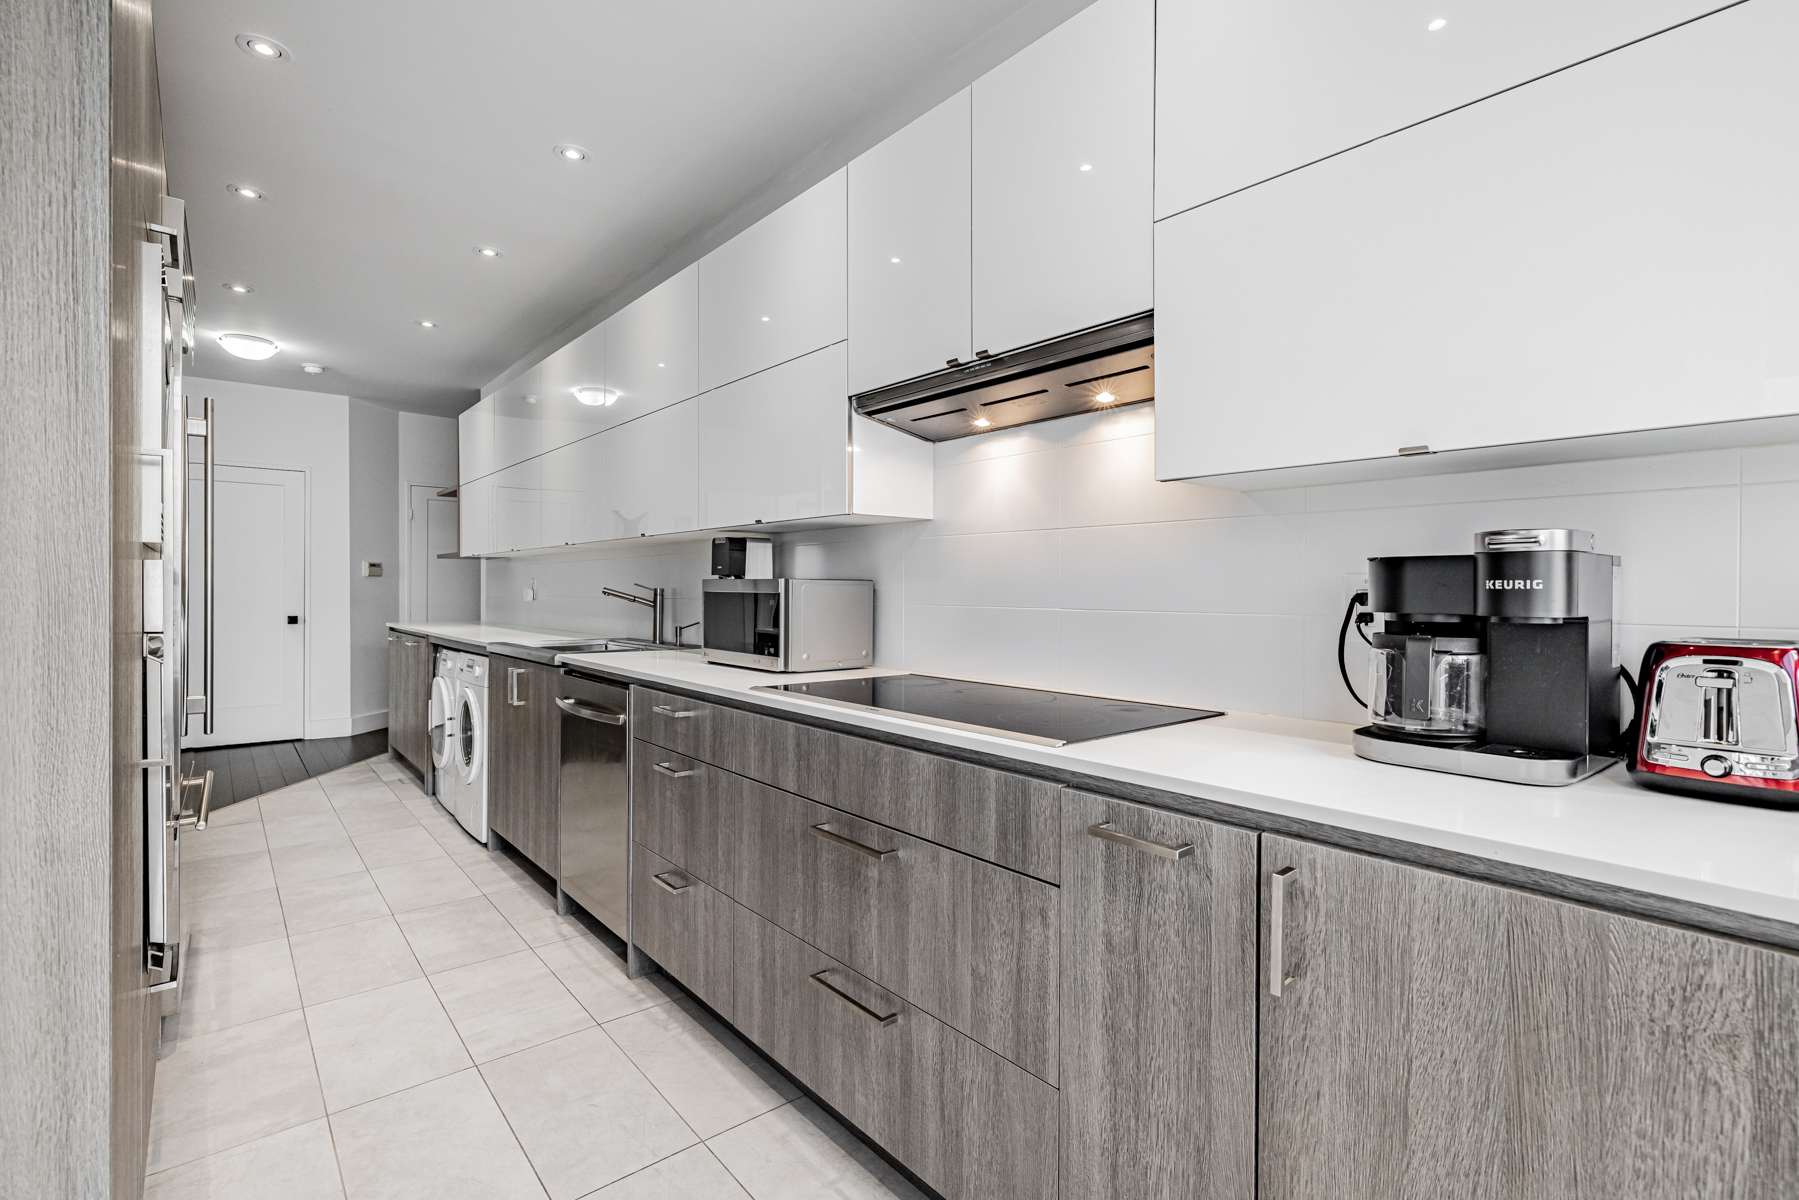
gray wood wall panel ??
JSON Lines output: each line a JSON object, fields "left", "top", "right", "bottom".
{"left": 488, "top": 655, "right": 559, "bottom": 875}
{"left": 1260, "top": 835, "right": 1799, "bottom": 1200}
{"left": 1059, "top": 790, "right": 1258, "bottom": 1200}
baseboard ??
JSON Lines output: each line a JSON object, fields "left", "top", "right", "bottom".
{"left": 350, "top": 710, "right": 388, "bottom": 736}
{"left": 306, "top": 718, "right": 354, "bottom": 740}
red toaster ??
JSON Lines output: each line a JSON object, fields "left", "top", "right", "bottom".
{"left": 1629, "top": 639, "right": 1799, "bottom": 807}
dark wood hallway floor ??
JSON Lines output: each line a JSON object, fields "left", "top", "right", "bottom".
{"left": 180, "top": 728, "right": 394, "bottom": 810}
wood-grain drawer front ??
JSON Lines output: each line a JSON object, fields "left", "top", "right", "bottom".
{"left": 733, "top": 905, "right": 1059, "bottom": 1200}
{"left": 630, "top": 743, "right": 740, "bottom": 890}
{"left": 633, "top": 685, "right": 1061, "bottom": 882}
{"left": 631, "top": 845, "right": 735, "bottom": 1022}
{"left": 738, "top": 781, "right": 1059, "bottom": 1084}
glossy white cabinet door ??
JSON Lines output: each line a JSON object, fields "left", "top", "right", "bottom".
{"left": 698, "top": 343, "right": 851, "bottom": 528}
{"left": 699, "top": 170, "right": 847, "bottom": 392}
{"left": 1154, "top": 1, "right": 1799, "bottom": 484}
{"left": 457, "top": 471, "right": 493, "bottom": 557}
{"left": 605, "top": 264, "right": 700, "bottom": 412}
{"left": 602, "top": 400, "right": 699, "bottom": 539}
{"left": 457, "top": 403, "right": 543, "bottom": 485}
{"left": 1156, "top": 0, "right": 1731, "bottom": 219}
{"left": 847, "top": 88, "right": 972, "bottom": 394}
{"left": 538, "top": 432, "right": 607, "bottom": 546}
{"left": 972, "top": 0, "right": 1152, "bottom": 357}
{"left": 490, "top": 459, "right": 545, "bottom": 553}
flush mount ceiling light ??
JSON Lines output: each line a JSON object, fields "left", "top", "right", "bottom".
{"left": 1428, "top": 17, "right": 1447, "bottom": 30}
{"left": 217, "top": 332, "right": 280, "bottom": 360}
{"left": 573, "top": 386, "right": 617, "bottom": 407}
{"left": 301, "top": 363, "right": 325, "bottom": 375}
{"left": 553, "top": 144, "right": 589, "bottom": 162}
{"left": 235, "top": 33, "right": 291, "bottom": 61}
{"left": 417, "top": 320, "right": 438, "bottom": 328}
{"left": 473, "top": 246, "right": 502, "bottom": 258}
{"left": 222, "top": 283, "right": 254, "bottom": 293}
{"left": 227, "top": 183, "right": 265, "bottom": 200}
{"left": 524, "top": 395, "right": 539, "bottom": 404}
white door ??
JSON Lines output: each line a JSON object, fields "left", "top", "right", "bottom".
{"left": 185, "top": 464, "right": 305, "bottom": 747}
{"left": 406, "top": 484, "right": 478, "bottom": 623}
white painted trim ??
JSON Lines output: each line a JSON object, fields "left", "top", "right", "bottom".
{"left": 351, "top": 709, "right": 388, "bottom": 735}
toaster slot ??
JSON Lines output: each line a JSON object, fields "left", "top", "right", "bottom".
{"left": 1697, "top": 670, "right": 1738, "bottom": 746}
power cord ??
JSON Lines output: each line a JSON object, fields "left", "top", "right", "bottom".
{"left": 1338, "top": 590, "right": 1371, "bottom": 709}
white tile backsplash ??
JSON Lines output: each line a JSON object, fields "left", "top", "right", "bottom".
{"left": 481, "top": 404, "right": 1799, "bottom": 722}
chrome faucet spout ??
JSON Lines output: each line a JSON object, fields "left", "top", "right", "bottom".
{"left": 602, "top": 584, "right": 665, "bottom": 644}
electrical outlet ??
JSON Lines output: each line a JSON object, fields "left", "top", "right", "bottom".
{"left": 1342, "top": 572, "right": 1369, "bottom": 607}
{"left": 523, "top": 576, "right": 537, "bottom": 603}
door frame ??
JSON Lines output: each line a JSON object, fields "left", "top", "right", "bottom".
{"left": 402, "top": 478, "right": 459, "bottom": 623}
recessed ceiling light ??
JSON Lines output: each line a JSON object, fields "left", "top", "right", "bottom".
{"left": 1080, "top": 163, "right": 1093, "bottom": 171}
{"left": 227, "top": 184, "right": 265, "bottom": 200}
{"left": 217, "top": 333, "right": 279, "bottom": 360}
{"left": 553, "top": 144, "right": 589, "bottom": 162}
{"left": 573, "top": 386, "right": 617, "bottom": 407}
{"left": 1427, "top": 17, "right": 1447, "bottom": 30}
{"left": 972, "top": 417, "right": 992, "bottom": 428}
{"left": 890, "top": 257, "right": 901, "bottom": 264}
{"left": 657, "top": 363, "right": 665, "bottom": 368}
{"left": 222, "top": 283, "right": 254, "bottom": 293}
{"left": 474, "top": 246, "right": 502, "bottom": 258}
{"left": 760, "top": 316, "right": 770, "bottom": 322}
{"left": 417, "top": 320, "right": 437, "bottom": 328}
{"left": 1095, "top": 391, "right": 1117, "bottom": 404}
{"left": 234, "top": 34, "right": 291, "bottom": 61}
{"left": 301, "top": 363, "right": 325, "bottom": 375}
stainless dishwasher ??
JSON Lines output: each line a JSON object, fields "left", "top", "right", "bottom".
{"left": 555, "top": 670, "right": 630, "bottom": 939}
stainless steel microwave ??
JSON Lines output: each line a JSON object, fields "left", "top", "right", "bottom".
{"left": 701, "top": 578, "right": 874, "bottom": 672}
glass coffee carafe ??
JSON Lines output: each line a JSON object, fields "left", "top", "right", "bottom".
{"left": 1368, "top": 634, "right": 1486, "bottom": 741}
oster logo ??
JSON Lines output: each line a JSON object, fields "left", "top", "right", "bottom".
{"left": 1485, "top": 579, "right": 1545, "bottom": 590}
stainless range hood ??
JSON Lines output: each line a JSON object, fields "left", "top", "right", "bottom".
{"left": 851, "top": 312, "right": 1153, "bottom": 441}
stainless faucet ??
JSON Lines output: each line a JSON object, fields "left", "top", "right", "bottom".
{"left": 601, "top": 584, "right": 664, "bottom": 645}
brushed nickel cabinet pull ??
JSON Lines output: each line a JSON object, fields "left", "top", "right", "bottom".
{"left": 1270, "top": 866, "right": 1296, "bottom": 997}
{"left": 1088, "top": 822, "right": 1193, "bottom": 860}
{"left": 653, "top": 762, "right": 696, "bottom": 779}
{"left": 652, "top": 705, "right": 697, "bottom": 718}
{"left": 652, "top": 871, "right": 690, "bottom": 895}
{"left": 809, "top": 970, "right": 900, "bottom": 1026}
{"left": 810, "top": 823, "right": 898, "bottom": 861}
{"left": 508, "top": 667, "right": 525, "bottom": 706}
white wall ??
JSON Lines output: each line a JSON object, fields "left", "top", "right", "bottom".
{"left": 349, "top": 399, "right": 399, "bottom": 732}
{"left": 400, "top": 410, "right": 458, "bottom": 487}
{"left": 481, "top": 540, "right": 713, "bottom": 644}
{"left": 194, "top": 376, "right": 356, "bottom": 738}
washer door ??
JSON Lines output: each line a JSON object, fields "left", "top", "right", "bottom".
{"left": 429, "top": 675, "right": 458, "bottom": 770}
{"left": 457, "top": 687, "right": 484, "bottom": 783}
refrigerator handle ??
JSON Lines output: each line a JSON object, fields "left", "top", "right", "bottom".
{"left": 183, "top": 398, "right": 215, "bottom": 734}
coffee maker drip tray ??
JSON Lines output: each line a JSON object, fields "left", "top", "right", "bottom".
{"left": 1353, "top": 725, "right": 1618, "bottom": 787}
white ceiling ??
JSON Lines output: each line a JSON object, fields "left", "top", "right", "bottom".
{"left": 157, "top": 0, "right": 1095, "bottom": 417}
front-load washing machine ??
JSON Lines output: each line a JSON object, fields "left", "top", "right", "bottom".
{"left": 428, "top": 649, "right": 460, "bottom": 808}
{"left": 450, "top": 652, "right": 490, "bottom": 842}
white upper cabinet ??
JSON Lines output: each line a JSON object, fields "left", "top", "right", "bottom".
{"left": 972, "top": 0, "right": 1153, "bottom": 357}
{"left": 457, "top": 471, "right": 492, "bottom": 557}
{"left": 699, "top": 170, "right": 847, "bottom": 392}
{"left": 698, "top": 344, "right": 852, "bottom": 528}
{"left": 847, "top": 89, "right": 972, "bottom": 394}
{"left": 1156, "top": 0, "right": 1736, "bottom": 219}
{"left": 1154, "top": 1, "right": 1799, "bottom": 486}
{"left": 602, "top": 400, "right": 699, "bottom": 540}
{"left": 538, "top": 432, "right": 607, "bottom": 547}
{"left": 603, "top": 265, "right": 700, "bottom": 414}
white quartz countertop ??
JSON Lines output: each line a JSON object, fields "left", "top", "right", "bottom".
{"left": 557, "top": 650, "right": 1799, "bottom": 931}
{"left": 387, "top": 621, "right": 585, "bottom": 648}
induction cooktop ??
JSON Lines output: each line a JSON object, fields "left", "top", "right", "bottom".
{"left": 752, "top": 674, "right": 1222, "bottom": 746}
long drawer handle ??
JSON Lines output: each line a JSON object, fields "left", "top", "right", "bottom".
{"left": 1088, "top": 822, "right": 1193, "bottom": 861}
{"left": 652, "top": 704, "right": 698, "bottom": 718}
{"left": 809, "top": 970, "right": 900, "bottom": 1027}
{"left": 653, "top": 761, "right": 696, "bottom": 779}
{"left": 556, "top": 696, "right": 627, "bottom": 725}
{"left": 810, "top": 823, "right": 898, "bottom": 861}
{"left": 651, "top": 871, "right": 691, "bottom": 895}
{"left": 1270, "top": 866, "right": 1296, "bottom": 998}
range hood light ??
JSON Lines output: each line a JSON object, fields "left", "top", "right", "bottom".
{"left": 1095, "top": 391, "right": 1117, "bottom": 404}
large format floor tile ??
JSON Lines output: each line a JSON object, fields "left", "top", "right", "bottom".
{"left": 334, "top": 801, "right": 419, "bottom": 837}
{"left": 330, "top": 1070, "right": 547, "bottom": 1200}
{"left": 178, "top": 937, "right": 302, "bottom": 1037}
{"left": 181, "top": 848, "right": 277, "bottom": 903}
{"left": 429, "top": 949, "right": 593, "bottom": 1062}
{"left": 270, "top": 838, "right": 369, "bottom": 888}
{"left": 181, "top": 820, "right": 269, "bottom": 862}
{"left": 278, "top": 870, "right": 391, "bottom": 937}
{"left": 263, "top": 810, "right": 351, "bottom": 850}
{"left": 706, "top": 1102, "right": 924, "bottom": 1200}
{"left": 305, "top": 977, "right": 471, "bottom": 1112}
{"left": 452, "top": 847, "right": 540, "bottom": 894}
{"left": 289, "top": 915, "right": 422, "bottom": 1005}
{"left": 485, "top": 882, "right": 585, "bottom": 946}
{"left": 147, "top": 1011, "right": 324, "bottom": 1173}
{"left": 203, "top": 798, "right": 262, "bottom": 827}
{"left": 583, "top": 1145, "right": 750, "bottom": 1200}
{"left": 369, "top": 857, "right": 481, "bottom": 913}
{"left": 481, "top": 1027, "right": 697, "bottom": 1200}
{"left": 348, "top": 825, "right": 448, "bottom": 870}
{"left": 533, "top": 934, "right": 670, "bottom": 1024}
{"left": 258, "top": 786, "right": 333, "bottom": 822}
{"left": 604, "top": 1000, "right": 797, "bottom": 1140}
{"left": 144, "top": 1118, "right": 344, "bottom": 1200}
{"left": 183, "top": 886, "right": 288, "bottom": 953}
{"left": 393, "top": 894, "right": 527, "bottom": 975}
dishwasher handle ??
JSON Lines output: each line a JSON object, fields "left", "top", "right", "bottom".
{"left": 555, "top": 696, "right": 627, "bottom": 725}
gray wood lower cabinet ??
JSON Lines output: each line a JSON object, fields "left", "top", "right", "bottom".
{"left": 631, "top": 744, "right": 744, "bottom": 892}
{"left": 1259, "top": 835, "right": 1799, "bottom": 1199}
{"left": 487, "top": 655, "right": 560, "bottom": 874}
{"left": 734, "top": 903, "right": 1060, "bottom": 1200}
{"left": 1059, "top": 790, "right": 1258, "bottom": 1200}
{"left": 631, "top": 844, "right": 735, "bottom": 1021}
{"left": 387, "top": 633, "right": 433, "bottom": 772}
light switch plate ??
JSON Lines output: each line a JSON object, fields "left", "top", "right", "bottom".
{"left": 362, "top": 562, "right": 383, "bottom": 577}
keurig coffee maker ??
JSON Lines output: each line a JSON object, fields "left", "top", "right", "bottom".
{"left": 1345, "top": 528, "right": 1624, "bottom": 785}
